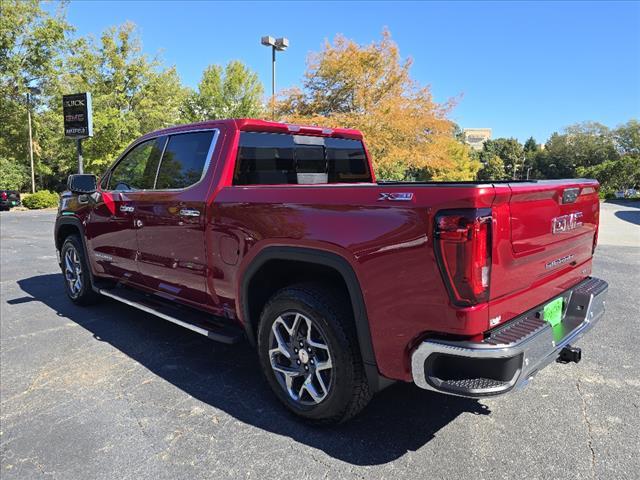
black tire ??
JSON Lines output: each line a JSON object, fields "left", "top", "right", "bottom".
{"left": 257, "top": 282, "right": 372, "bottom": 424}
{"left": 60, "top": 234, "right": 100, "bottom": 305}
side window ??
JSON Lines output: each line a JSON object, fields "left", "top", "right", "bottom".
{"left": 155, "top": 131, "right": 215, "bottom": 190}
{"left": 108, "top": 138, "right": 164, "bottom": 191}
{"left": 325, "top": 137, "right": 370, "bottom": 183}
{"left": 234, "top": 132, "right": 372, "bottom": 185}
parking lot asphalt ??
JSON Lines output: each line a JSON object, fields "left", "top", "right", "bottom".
{"left": 1, "top": 201, "right": 639, "bottom": 480}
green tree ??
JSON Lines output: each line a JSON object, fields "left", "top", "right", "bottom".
{"left": 436, "top": 140, "right": 481, "bottom": 181}
{"left": 548, "top": 122, "right": 618, "bottom": 169}
{"left": 523, "top": 136, "right": 538, "bottom": 153}
{"left": 613, "top": 119, "right": 640, "bottom": 156}
{"left": 451, "top": 123, "right": 466, "bottom": 142}
{"left": 531, "top": 122, "right": 620, "bottom": 180}
{"left": 0, "top": 0, "right": 72, "bottom": 191}
{"left": 0, "top": 157, "right": 29, "bottom": 190}
{"left": 476, "top": 153, "right": 506, "bottom": 180}
{"left": 41, "top": 22, "right": 189, "bottom": 184}
{"left": 578, "top": 156, "right": 640, "bottom": 196}
{"left": 481, "top": 138, "right": 524, "bottom": 179}
{"left": 574, "top": 119, "right": 640, "bottom": 195}
{"left": 183, "top": 61, "right": 264, "bottom": 122}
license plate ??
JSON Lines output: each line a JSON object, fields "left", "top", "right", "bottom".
{"left": 543, "top": 297, "right": 564, "bottom": 327}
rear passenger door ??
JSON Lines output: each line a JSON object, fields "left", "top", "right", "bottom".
{"left": 135, "top": 130, "right": 219, "bottom": 307}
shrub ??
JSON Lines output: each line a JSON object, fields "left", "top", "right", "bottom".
{"left": 22, "top": 190, "right": 60, "bottom": 209}
{"left": 0, "top": 157, "right": 29, "bottom": 191}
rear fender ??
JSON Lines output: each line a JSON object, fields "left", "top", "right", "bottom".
{"left": 239, "top": 246, "right": 383, "bottom": 390}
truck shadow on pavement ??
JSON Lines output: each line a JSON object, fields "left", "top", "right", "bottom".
{"left": 14, "top": 273, "right": 490, "bottom": 466}
{"left": 614, "top": 210, "right": 640, "bottom": 226}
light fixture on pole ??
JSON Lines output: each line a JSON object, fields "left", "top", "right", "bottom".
{"left": 261, "top": 35, "right": 289, "bottom": 117}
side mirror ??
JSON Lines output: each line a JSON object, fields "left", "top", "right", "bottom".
{"left": 68, "top": 174, "right": 97, "bottom": 194}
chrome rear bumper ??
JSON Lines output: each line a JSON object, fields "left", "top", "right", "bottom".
{"left": 411, "top": 277, "right": 608, "bottom": 397}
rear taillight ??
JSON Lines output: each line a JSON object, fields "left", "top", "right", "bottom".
{"left": 434, "top": 208, "right": 493, "bottom": 306}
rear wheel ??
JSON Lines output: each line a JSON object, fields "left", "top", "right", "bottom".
{"left": 60, "top": 235, "right": 100, "bottom": 305}
{"left": 257, "top": 283, "right": 372, "bottom": 424}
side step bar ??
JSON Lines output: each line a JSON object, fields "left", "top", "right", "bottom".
{"left": 98, "top": 287, "right": 244, "bottom": 345}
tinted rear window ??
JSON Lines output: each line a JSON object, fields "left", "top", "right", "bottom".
{"left": 155, "top": 131, "right": 215, "bottom": 189}
{"left": 234, "top": 132, "right": 371, "bottom": 185}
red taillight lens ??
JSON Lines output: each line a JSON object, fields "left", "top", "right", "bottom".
{"left": 434, "top": 209, "right": 492, "bottom": 306}
{"left": 1, "top": 192, "right": 7, "bottom": 200}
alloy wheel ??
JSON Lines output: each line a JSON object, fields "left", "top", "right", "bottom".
{"left": 64, "top": 246, "right": 83, "bottom": 298}
{"left": 268, "top": 311, "right": 333, "bottom": 405}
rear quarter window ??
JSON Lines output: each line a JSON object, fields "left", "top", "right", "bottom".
{"left": 234, "top": 132, "right": 372, "bottom": 185}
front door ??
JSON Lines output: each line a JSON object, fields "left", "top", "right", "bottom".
{"left": 86, "top": 137, "right": 164, "bottom": 286}
{"left": 135, "top": 130, "right": 218, "bottom": 307}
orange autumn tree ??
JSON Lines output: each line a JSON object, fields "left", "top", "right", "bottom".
{"left": 276, "top": 31, "right": 479, "bottom": 180}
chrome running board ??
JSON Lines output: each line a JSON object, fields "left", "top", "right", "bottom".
{"left": 98, "top": 287, "right": 244, "bottom": 344}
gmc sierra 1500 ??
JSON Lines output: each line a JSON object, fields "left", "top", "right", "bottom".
{"left": 55, "top": 119, "right": 608, "bottom": 423}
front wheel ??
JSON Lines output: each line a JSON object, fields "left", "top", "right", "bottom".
{"left": 60, "top": 235, "right": 100, "bottom": 305}
{"left": 257, "top": 283, "right": 372, "bottom": 424}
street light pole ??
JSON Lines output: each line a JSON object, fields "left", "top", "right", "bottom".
{"left": 25, "top": 87, "right": 40, "bottom": 193}
{"left": 261, "top": 36, "right": 289, "bottom": 118}
{"left": 77, "top": 138, "right": 84, "bottom": 174}
{"left": 27, "top": 92, "right": 35, "bottom": 193}
{"left": 271, "top": 43, "right": 276, "bottom": 104}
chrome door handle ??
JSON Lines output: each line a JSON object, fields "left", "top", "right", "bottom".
{"left": 120, "top": 205, "right": 134, "bottom": 213}
{"left": 179, "top": 208, "right": 200, "bottom": 217}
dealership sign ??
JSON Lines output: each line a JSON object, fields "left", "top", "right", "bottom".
{"left": 62, "top": 92, "right": 93, "bottom": 138}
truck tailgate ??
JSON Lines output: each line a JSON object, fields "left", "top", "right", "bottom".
{"left": 509, "top": 180, "right": 598, "bottom": 253}
{"left": 488, "top": 179, "right": 600, "bottom": 324}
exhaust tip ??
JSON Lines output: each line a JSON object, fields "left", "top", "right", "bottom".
{"left": 558, "top": 345, "right": 582, "bottom": 364}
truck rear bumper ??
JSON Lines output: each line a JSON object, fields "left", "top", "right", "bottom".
{"left": 411, "top": 277, "right": 608, "bottom": 397}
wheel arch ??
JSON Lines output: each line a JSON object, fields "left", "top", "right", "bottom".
{"left": 55, "top": 216, "right": 83, "bottom": 251}
{"left": 239, "top": 246, "right": 381, "bottom": 388}
{"left": 54, "top": 216, "right": 98, "bottom": 287}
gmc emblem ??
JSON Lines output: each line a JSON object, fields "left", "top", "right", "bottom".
{"left": 552, "top": 212, "right": 583, "bottom": 234}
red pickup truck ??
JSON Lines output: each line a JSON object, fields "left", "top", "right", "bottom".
{"left": 55, "top": 119, "right": 608, "bottom": 423}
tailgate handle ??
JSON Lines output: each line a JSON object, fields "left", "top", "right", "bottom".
{"left": 562, "top": 188, "right": 580, "bottom": 204}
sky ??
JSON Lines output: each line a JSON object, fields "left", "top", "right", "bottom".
{"left": 51, "top": 0, "right": 640, "bottom": 143}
